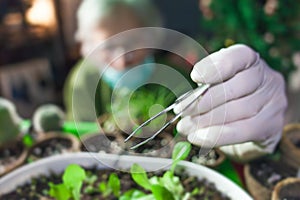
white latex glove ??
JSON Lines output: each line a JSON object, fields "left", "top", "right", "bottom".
{"left": 174, "top": 44, "right": 287, "bottom": 161}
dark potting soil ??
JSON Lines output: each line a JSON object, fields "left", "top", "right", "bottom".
{"left": 0, "top": 141, "right": 24, "bottom": 167}
{"left": 287, "top": 130, "right": 300, "bottom": 148}
{"left": 120, "top": 132, "right": 173, "bottom": 157}
{"left": 27, "top": 137, "right": 72, "bottom": 162}
{"left": 278, "top": 182, "right": 300, "bottom": 200}
{"left": 81, "top": 134, "right": 123, "bottom": 154}
{"left": 0, "top": 167, "right": 231, "bottom": 200}
{"left": 81, "top": 132, "right": 172, "bottom": 158}
{"left": 292, "top": 139, "right": 300, "bottom": 148}
{"left": 249, "top": 159, "right": 297, "bottom": 189}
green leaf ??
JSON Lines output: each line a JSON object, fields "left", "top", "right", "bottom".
{"left": 48, "top": 182, "right": 71, "bottom": 200}
{"left": 99, "top": 181, "right": 115, "bottom": 197}
{"left": 120, "top": 189, "right": 154, "bottom": 200}
{"left": 108, "top": 173, "right": 121, "bottom": 197}
{"left": 62, "top": 164, "right": 86, "bottom": 200}
{"left": 130, "top": 163, "right": 152, "bottom": 190}
{"left": 22, "top": 134, "right": 34, "bottom": 148}
{"left": 99, "top": 182, "right": 108, "bottom": 193}
{"left": 85, "top": 174, "right": 97, "bottom": 185}
{"left": 151, "top": 185, "right": 175, "bottom": 200}
{"left": 159, "top": 171, "right": 183, "bottom": 197}
{"left": 83, "top": 185, "right": 96, "bottom": 194}
{"left": 63, "top": 164, "right": 86, "bottom": 185}
{"left": 171, "top": 142, "right": 191, "bottom": 173}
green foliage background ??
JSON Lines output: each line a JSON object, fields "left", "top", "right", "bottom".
{"left": 198, "top": 0, "right": 300, "bottom": 80}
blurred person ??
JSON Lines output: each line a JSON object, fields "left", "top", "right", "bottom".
{"left": 63, "top": 0, "right": 194, "bottom": 122}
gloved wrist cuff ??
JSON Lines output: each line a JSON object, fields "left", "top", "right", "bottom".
{"left": 220, "top": 131, "right": 282, "bottom": 163}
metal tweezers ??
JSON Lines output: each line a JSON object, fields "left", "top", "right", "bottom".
{"left": 124, "top": 83, "right": 210, "bottom": 149}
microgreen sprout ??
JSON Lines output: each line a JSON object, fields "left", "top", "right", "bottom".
{"left": 99, "top": 173, "right": 121, "bottom": 197}
{"left": 47, "top": 142, "right": 197, "bottom": 200}
{"left": 126, "top": 141, "right": 192, "bottom": 200}
{"left": 49, "top": 164, "right": 86, "bottom": 200}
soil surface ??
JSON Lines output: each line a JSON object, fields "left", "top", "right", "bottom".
{"left": 81, "top": 131, "right": 173, "bottom": 158}
{"left": 119, "top": 131, "right": 173, "bottom": 158}
{"left": 288, "top": 130, "right": 300, "bottom": 148}
{"left": 27, "top": 137, "right": 73, "bottom": 162}
{"left": 279, "top": 182, "right": 300, "bottom": 200}
{"left": 292, "top": 139, "right": 300, "bottom": 148}
{"left": 81, "top": 134, "right": 123, "bottom": 154}
{"left": 1, "top": 166, "right": 231, "bottom": 200}
{"left": 0, "top": 141, "right": 24, "bottom": 165}
{"left": 249, "top": 159, "right": 297, "bottom": 189}
{"left": 0, "top": 141, "right": 25, "bottom": 174}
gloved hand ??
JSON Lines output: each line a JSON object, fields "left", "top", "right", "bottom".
{"left": 174, "top": 44, "right": 287, "bottom": 161}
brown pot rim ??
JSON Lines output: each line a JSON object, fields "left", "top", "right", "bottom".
{"left": 243, "top": 164, "right": 272, "bottom": 200}
{"left": 28, "top": 132, "right": 81, "bottom": 155}
{"left": 0, "top": 140, "right": 28, "bottom": 177}
{"left": 279, "top": 123, "right": 300, "bottom": 168}
{"left": 280, "top": 123, "right": 300, "bottom": 152}
{"left": 271, "top": 177, "right": 300, "bottom": 200}
{"left": 206, "top": 148, "right": 226, "bottom": 168}
{"left": 29, "top": 131, "right": 47, "bottom": 143}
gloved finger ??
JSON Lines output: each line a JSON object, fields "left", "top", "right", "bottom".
{"left": 179, "top": 68, "right": 286, "bottom": 143}
{"left": 176, "top": 88, "right": 270, "bottom": 134}
{"left": 176, "top": 67, "right": 280, "bottom": 133}
{"left": 174, "top": 62, "right": 263, "bottom": 115}
{"left": 191, "top": 44, "right": 260, "bottom": 84}
{"left": 186, "top": 97, "right": 285, "bottom": 148}
{"left": 176, "top": 116, "right": 197, "bottom": 136}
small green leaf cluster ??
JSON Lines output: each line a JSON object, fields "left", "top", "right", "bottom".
{"left": 48, "top": 142, "right": 203, "bottom": 200}
{"left": 49, "top": 165, "right": 121, "bottom": 200}
{"left": 123, "top": 142, "right": 192, "bottom": 200}
{"left": 49, "top": 164, "right": 86, "bottom": 200}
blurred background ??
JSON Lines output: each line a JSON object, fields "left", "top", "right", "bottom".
{"left": 0, "top": 0, "right": 299, "bottom": 119}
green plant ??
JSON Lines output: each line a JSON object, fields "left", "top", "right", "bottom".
{"left": 46, "top": 142, "right": 228, "bottom": 200}
{"left": 22, "top": 134, "right": 34, "bottom": 148}
{"left": 123, "top": 141, "right": 192, "bottom": 200}
{"left": 48, "top": 164, "right": 86, "bottom": 200}
{"left": 47, "top": 142, "right": 193, "bottom": 200}
{"left": 99, "top": 173, "right": 121, "bottom": 197}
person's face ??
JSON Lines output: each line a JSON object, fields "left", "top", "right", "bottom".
{"left": 77, "top": 8, "right": 151, "bottom": 71}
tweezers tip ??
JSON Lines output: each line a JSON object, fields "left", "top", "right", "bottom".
{"left": 130, "top": 142, "right": 143, "bottom": 150}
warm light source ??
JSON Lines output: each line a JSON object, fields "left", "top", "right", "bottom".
{"left": 26, "top": 0, "right": 56, "bottom": 29}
